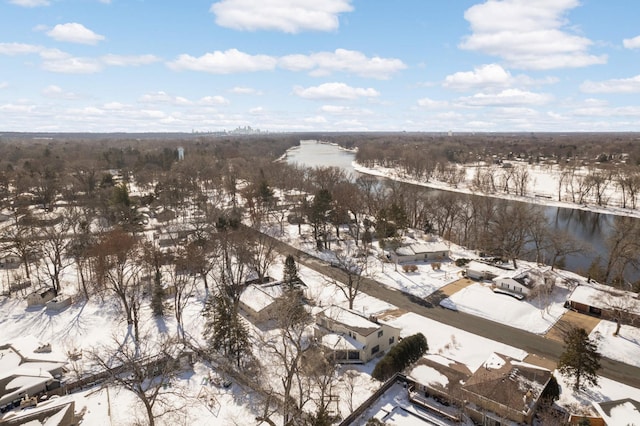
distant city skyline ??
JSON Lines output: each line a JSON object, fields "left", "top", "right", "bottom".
{"left": 1, "top": 0, "right": 639, "bottom": 132}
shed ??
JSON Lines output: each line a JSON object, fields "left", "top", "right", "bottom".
{"left": 26, "top": 288, "right": 56, "bottom": 307}
{"left": 45, "top": 296, "right": 72, "bottom": 313}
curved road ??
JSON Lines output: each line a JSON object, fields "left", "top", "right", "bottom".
{"left": 255, "top": 229, "right": 640, "bottom": 389}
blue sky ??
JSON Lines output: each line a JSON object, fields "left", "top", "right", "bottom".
{"left": 0, "top": 0, "right": 639, "bottom": 132}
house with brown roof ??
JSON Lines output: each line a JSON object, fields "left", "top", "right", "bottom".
{"left": 461, "top": 353, "right": 552, "bottom": 425}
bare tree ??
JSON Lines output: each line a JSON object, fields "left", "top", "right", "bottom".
{"left": 37, "top": 215, "right": 73, "bottom": 293}
{"left": 329, "top": 246, "right": 370, "bottom": 310}
{"left": 92, "top": 229, "right": 144, "bottom": 342}
{"left": 259, "top": 292, "right": 315, "bottom": 425}
{"left": 598, "top": 290, "right": 639, "bottom": 336}
{"left": 90, "top": 333, "right": 183, "bottom": 426}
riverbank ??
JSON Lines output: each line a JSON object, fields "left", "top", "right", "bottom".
{"left": 353, "top": 162, "right": 640, "bottom": 219}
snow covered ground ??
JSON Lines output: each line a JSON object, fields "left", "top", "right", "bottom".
{"left": 387, "top": 312, "right": 527, "bottom": 373}
{"left": 590, "top": 319, "right": 640, "bottom": 368}
{"left": 439, "top": 281, "right": 570, "bottom": 335}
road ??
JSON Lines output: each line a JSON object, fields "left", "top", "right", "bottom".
{"left": 256, "top": 229, "right": 640, "bottom": 389}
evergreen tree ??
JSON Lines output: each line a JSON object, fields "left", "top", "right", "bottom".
{"left": 558, "top": 327, "right": 601, "bottom": 391}
{"left": 283, "top": 254, "right": 299, "bottom": 289}
{"left": 202, "top": 288, "right": 250, "bottom": 368}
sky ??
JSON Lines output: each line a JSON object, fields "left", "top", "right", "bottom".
{"left": 0, "top": 0, "right": 639, "bottom": 133}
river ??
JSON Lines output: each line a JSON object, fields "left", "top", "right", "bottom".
{"left": 286, "top": 140, "right": 620, "bottom": 278}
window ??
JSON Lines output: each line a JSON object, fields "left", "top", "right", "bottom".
{"left": 378, "top": 330, "right": 384, "bottom": 338}
{"left": 389, "top": 336, "right": 395, "bottom": 345}
{"left": 371, "top": 345, "right": 380, "bottom": 355}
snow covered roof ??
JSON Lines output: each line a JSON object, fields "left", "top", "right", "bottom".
{"left": 483, "top": 353, "right": 506, "bottom": 370}
{"left": 409, "top": 365, "right": 449, "bottom": 388}
{"left": 466, "top": 261, "right": 509, "bottom": 277}
{"left": 319, "top": 305, "right": 380, "bottom": 336}
{"left": 239, "top": 283, "right": 283, "bottom": 313}
{"left": 321, "top": 333, "right": 364, "bottom": 351}
{"left": 463, "top": 353, "right": 551, "bottom": 415}
{"left": 569, "top": 284, "right": 640, "bottom": 315}
{"left": 1, "top": 336, "right": 67, "bottom": 365}
{"left": 0, "top": 395, "right": 75, "bottom": 425}
{"left": 394, "top": 240, "right": 450, "bottom": 257}
{"left": 593, "top": 398, "right": 640, "bottom": 426}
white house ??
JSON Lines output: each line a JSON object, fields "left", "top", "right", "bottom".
{"left": 0, "top": 336, "right": 67, "bottom": 409}
{"left": 465, "top": 261, "right": 508, "bottom": 281}
{"left": 389, "top": 240, "right": 450, "bottom": 264}
{"left": 239, "top": 283, "right": 285, "bottom": 323}
{"left": 314, "top": 305, "right": 400, "bottom": 363}
{"left": 493, "top": 268, "right": 554, "bottom": 298}
{"left": 239, "top": 280, "right": 307, "bottom": 324}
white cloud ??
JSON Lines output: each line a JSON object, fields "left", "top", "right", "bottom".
{"left": 249, "top": 106, "right": 265, "bottom": 115}
{"left": 138, "top": 91, "right": 192, "bottom": 106}
{"left": 460, "top": 0, "right": 606, "bottom": 69}
{"left": 167, "top": 49, "right": 277, "bottom": 73}
{"left": 293, "top": 82, "right": 379, "bottom": 100}
{"left": 444, "top": 64, "right": 512, "bottom": 90}
{"left": 42, "top": 56, "right": 103, "bottom": 73}
{"left": 581, "top": 75, "right": 640, "bottom": 93}
{"left": 199, "top": 96, "right": 229, "bottom": 105}
{"left": 47, "top": 23, "right": 105, "bottom": 45}
{"left": 210, "top": 0, "right": 353, "bottom": 33}
{"left": 101, "top": 54, "right": 160, "bottom": 66}
{"left": 320, "top": 105, "right": 372, "bottom": 116}
{"left": 230, "top": 86, "right": 262, "bottom": 95}
{"left": 0, "top": 103, "right": 35, "bottom": 113}
{"left": 8, "top": 0, "right": 49, "bottom": 7}
{"left": 138, "top": 92, "right": 230, "bottom": 107}
{"left": 0, "top": 82, "right": 8, "bottom": 89}
{"left": 0, "top": 42, "right": 42, "bottom": 55}
{"left": 417, "top": 97, "right": 449, "bottom": 109}
{"left": 457, "top": 88, "right": 552, "bottom": 107}
{"left": 42, "top": 85, "right": 80, "bottom": 99}
{"left": 279, "top": 49, "right": 405, "bottom": 79}
{"left": 623, "top": 35, "right": 640, "bottom": 49}
{"left": 304, "top": 115, "right": 328, "bottom": 124}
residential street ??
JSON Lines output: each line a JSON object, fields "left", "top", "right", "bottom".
{"left": 256, "top": 230, "right": 640, "bottom": 389}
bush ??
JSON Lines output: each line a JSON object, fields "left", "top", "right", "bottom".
{"left": 455, "top": 258, "right": 470, "bottom": 267}
{"left": 402, "top": 264, "right": 418, "bottom": 273}
{"left": 372, "top": 333, "right": 428, "bottom": 381}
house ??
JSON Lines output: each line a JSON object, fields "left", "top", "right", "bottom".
{"left": 239, "top": 283, "right": 285, "bottom": 323}
{"left": 0, "top": 336, "right": 67, "bottom": 410}
{"left": 461, "top": 353, "right": 552, "bottom": 425}
{"left": 314, "top": 305, "right": 400, "bottom": 363}
{"left": 465, "top": 260, "right": 510, "bottom": 281}
{"left": 0, "top": 396, "right": 80, "bottom": 425}
{"left": 389, "top": 239, "right": 450, "bottom": 264}
{"left": 493, "top": 268, "right": 555, "bottom": 299}
{"left": 592, "top": 398, "right": 640, "bottom": 426}
{"left": 26, "top": 288, "right": 57, "bottom": 307}
{"left": 239, "top": 279, "right": 307, "bottom": 324}
{"left": 568, "top": 282, "right": 640, "bottom": 324}
{"left": 0, "top": 254, "right": 21, "bottom": 270}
